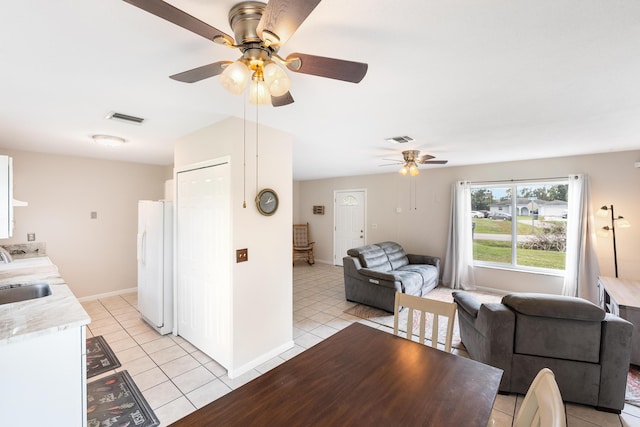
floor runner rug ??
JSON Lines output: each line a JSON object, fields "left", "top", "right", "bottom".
{"left": 344, "top": 287, "right": 640, "bottom": 407}
{"left": 86, "top": 335, "right": 121, "bottom": 379}
{"left": 87, "top": 370, "right": 159, "bottom": 427}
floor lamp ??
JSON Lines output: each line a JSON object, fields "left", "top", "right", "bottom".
{"left": 597, "top": 205, "right": 631, "bottom": 278}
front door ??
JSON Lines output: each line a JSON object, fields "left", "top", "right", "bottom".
{"left": 334, "top": 190, "right": 366, "bottom": 266}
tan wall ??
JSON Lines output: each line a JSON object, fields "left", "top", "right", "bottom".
{"left": 0, "top": 148, "right": 170, "bottom": 298}
{"left": 174, "top": 117, "right": 293, "bottom": 374}
{"left": 295, "top": 150, "right": 640, "bottom": 293}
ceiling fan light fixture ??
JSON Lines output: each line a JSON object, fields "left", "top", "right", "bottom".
{"left": 263, "top": 62, "right": 291, "bottom": 97}
{"left": 249, "top": 79, "right": 271, "bottom": 105}
{"left": 220, "top": 60, "right": 251, "bottom": 95}
{"left": 409, "top": 162, "right": 420, "bottom": 176}
{"left": 399, "top": 165, "right": 409, "bottom": 176}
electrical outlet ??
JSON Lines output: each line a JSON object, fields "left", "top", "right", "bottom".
{"left": 236, "top": 248, "right": 248, "bottom": 263}
{"left": 90, "top": 211, "right": 98, "bottom": 219}
{"left": 27, "top": 233, "right": 36, "bottom": 241}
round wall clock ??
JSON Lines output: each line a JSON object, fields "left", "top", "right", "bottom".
{"left": 256, "top": 188, "right": 279, "bottom": 216}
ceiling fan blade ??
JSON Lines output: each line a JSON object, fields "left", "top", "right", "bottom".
{"left": 286, "top": 53, "right": 368, "bottom": 83}
{"left": 256, "top": 0, "right": 321, "bottom": 47}
{"left": 417, "top": 154, "right": 435, "bottom": 163}
{"left": 381, "top": 158, "right": 403, "bottom": 163}
{"left": 122, "top": 0, "right": 234, "bottom": 44}
{"left": 272, "top": 91, "right": 295, "bottom": 107}
{"left": 169, "top": 61, "right": 232, "bottom": 83}
{"left": 379, "top": 163, "right": 402, "bottom": 167}
{"left": 423, "top": 160, "right": 449, "bottom": 164}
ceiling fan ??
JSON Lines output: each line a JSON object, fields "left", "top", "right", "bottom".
{"left": 381, "top": 150, "right": 448, "bottom": 176}
{"left": 122, "top": 0, "right": 368, "bottom": 107}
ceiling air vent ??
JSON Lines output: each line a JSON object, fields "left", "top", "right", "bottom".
{"left": 106, "top": 111, "right": 145, "bottom": 125}
{"left": 384, "top": 136, "right": 414, "bottom": 144}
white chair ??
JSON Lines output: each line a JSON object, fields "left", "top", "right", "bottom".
{"left": 513, "top": 368, "right": 566, "bottom": 427}
{"left": 393, "top": 291, "right": 457, "bottom": 352}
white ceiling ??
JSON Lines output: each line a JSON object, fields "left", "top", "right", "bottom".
{"left": 1, "top": 0, "right": 640, "bottom": 181}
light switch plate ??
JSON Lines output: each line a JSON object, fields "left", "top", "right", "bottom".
{"left": 27, "top": 233, "right": 36, "bottom": 241}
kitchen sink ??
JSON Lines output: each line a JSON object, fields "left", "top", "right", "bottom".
{"left": 0, "top": 282, "right": 52, "bottom": 305}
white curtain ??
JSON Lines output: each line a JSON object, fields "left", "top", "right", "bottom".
{"left": 442, "top": 181, "right": 476, "bottom": 289}
{"left": 562, "top": 174, "right": 600, "bottom": 302}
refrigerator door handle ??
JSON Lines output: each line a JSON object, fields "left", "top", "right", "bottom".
{"left": 137, "top": 231, "right": 146, "bottom": 265}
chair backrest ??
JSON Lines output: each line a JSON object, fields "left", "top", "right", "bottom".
{"left": 393, "top": 291, "right": 457, "bottom": 353}
{"left": 293, "top": 223, "right": 310, "bottom": 247}
{"left": 514, "top": 368, "right": 566, "bottom": 427}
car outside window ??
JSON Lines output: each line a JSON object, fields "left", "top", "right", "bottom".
{"left": 470, "top": 181, "right": 568, "bottom": 272}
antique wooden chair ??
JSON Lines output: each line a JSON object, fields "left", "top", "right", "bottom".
{"left": 292, "top": 223, "right": 315, "bottom": 266}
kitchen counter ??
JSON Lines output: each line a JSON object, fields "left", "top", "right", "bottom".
{"left": 0, "top": 257, "right": 91, "bottom": 345}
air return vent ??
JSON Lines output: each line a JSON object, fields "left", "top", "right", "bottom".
{"left": 105, "top": 111, "right": 145, "bottom": 125}
{"left": 384, "top": 136, "right": 414, "bottom": 144}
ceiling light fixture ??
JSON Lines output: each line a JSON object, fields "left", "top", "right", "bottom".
{"left": 399, "top": 150, "right": 422, "bottom": 176}
{"left": 91, "top": 134, "right": 126, "bottom": 147}
{"left": 220, "top": 57, "right": 291, "bottom": 105}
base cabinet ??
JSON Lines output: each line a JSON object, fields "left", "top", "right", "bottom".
{"left": 599, "top": 276, "right": 640, "bottom": 366}
{"left": 0, "top": 326, "right": 87, "bottom": 426}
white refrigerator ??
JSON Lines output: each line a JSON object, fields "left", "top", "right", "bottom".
{"left": 137, "top": 200, "right": 173, "bottom": 335}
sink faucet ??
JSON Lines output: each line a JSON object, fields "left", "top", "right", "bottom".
{"left": 0, "top": 247, "right": 13, "bottom": 263}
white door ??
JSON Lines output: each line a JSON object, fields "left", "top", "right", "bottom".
{"left": 137, "top": 201, "right": 164, "bottom": 328}
{"left": 176, "top": 162, "right": 232, "bottom": 366}
{"left": 334, "top": 190, "right": 366, "bottom": 266}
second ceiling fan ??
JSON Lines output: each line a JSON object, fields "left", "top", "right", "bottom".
{"left": 122, "top": 0, "right": 368, "bottom": 107}
{"left": 381, "top": 150, "right": 448, "bottom": 176}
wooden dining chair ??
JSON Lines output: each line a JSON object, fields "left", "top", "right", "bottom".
{"left": 292, "top": 223, "right": 315, "bottom": 266}
{"left": 513, "top": 368, "right": 566, "bottom": 427}
{"left": 393, "top": 291, "right": 457, "bottom": 352}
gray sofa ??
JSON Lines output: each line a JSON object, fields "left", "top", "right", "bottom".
{"left": 343, "top": 242, "right": 440, "bottom": 313}
{"left": 453, "top": 291, "right": 633, "bottom": 413}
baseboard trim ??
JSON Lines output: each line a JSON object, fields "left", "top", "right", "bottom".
{"left": 77, "top": 287, "right": 137, "bottom": 302}
{"left": 227, "top": 340, "right": 295, "bottom": 379}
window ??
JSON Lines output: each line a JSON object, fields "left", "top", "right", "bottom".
{"left": 470, "top": 180, "right": 568, "bottom": 272}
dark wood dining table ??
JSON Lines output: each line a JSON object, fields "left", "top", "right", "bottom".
{"left": 170, "top": 322, "right": 503, "bottom": 427}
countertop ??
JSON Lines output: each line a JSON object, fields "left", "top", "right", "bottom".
{"left": 0, "top": 257, "right": 91, "bottom": 345}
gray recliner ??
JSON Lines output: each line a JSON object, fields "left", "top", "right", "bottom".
{"left": 453, "top": 291, "right": 633, "bottom": 413}
{"left": 343, "top": 242, "right": 440, "bottom": 313}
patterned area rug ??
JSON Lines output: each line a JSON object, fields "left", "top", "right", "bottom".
{"left": 626, "top": 365, "right": 640, "bottom": 406}
{"left": 87, "top": 370, "right": 159, "bottom": 427}
{"left": 344, "top": 286, "right": 502, "bottom": 349}
{"left": 86, "top": 335, "right": 121, "bottom": 379}
{"left": 344, "top": 286, "right": 640, "bottom": 407}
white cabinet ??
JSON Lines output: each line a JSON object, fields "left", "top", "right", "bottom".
{"left": 0, "top": 326, "right": 88, "bottom": 427}
{"left": 0, "top": 155, "right": 13, "bottom": 238}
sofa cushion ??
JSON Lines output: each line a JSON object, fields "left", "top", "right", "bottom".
{"left": 397, "top": 264, "right": 438, "bottom": 290}
{"left": 347, "top": 244, "right": 392, "bottom": 272}
{"left": 391, "top": 270, "right": 423, "bottom": 296}
{"left": 378, "top": 242, "right": 409, "bottom": 269}
{"left": 502, "top": 293, "right": 605, "bottom": 322}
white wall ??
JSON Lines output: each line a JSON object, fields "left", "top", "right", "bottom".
{"left": 174, "top": 117, "right": 293, "bottom": 375}
{"left": 295, "top": 150, "right": 640, "bottom": 294}
{"left": 0, "top": 148, "right": 170, "bottom": 298}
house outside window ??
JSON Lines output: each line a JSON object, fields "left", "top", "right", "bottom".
{"left": 470, "top": 180, "right": 568, "bottom": 272}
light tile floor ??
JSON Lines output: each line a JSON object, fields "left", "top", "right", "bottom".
{"left": 82, "top": 263, "right": 640, "bottom": 426}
